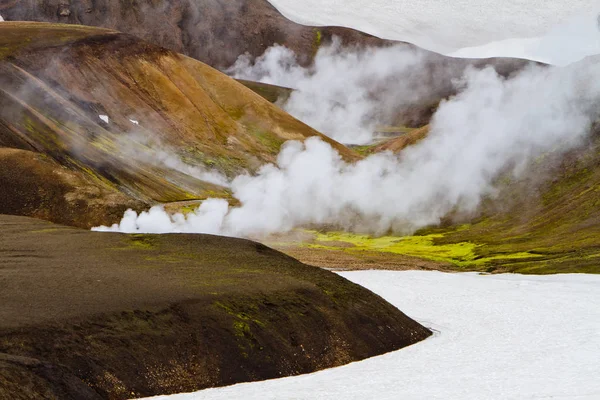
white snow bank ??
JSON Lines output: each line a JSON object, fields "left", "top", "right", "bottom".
{"left": 451, "top": 13, "right": 600, "bottom": 65}
{"left": 267, "top": 0, "right": 600, "bottom": 65}
{"left": 145, "top": 271, "right": 600, "bottom": 400}
{"left": 99, "top": 114, "right": 109, "bottom": 124}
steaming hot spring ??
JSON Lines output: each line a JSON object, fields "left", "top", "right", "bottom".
{"left": 91, "top": 4, "right": 600, "bottom": 400}
{"left": 1, "top": 1, "right": 599, "bottom": 399}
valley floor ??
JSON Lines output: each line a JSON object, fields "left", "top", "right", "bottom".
{"left": 145, "top": 270, "right": 600, "bottom": 400}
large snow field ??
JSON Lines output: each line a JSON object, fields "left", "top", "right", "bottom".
{"left": 267, "top": 0, "right": 600, "bottom": 65}
{"left": 146, "top": 271, "right": 600, "bottom": 400}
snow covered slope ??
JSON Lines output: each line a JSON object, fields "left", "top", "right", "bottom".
{"left": 267, "top": 0, "right": 600, "bottom": 65}
{"left": 147, "top": 271, "right": 600, "bottom": 400}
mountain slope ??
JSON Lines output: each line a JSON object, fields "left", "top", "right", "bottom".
{"left": 2, "top": 1, "right": 539, "bottom": 133}
{"left": 0, "top": 22, "right": 357, "bottom": 227}
{"left": 428, "top": 130, "right": 600, "bottom": 273}
{"left": 2, "top": 0, "right": 536, "bottom": 71}
{"left": 275, "top": 129, "right": 600, "bottom": 274}
{"left": 0, "top": 148, "right": 146, "bottom": 228}
{"left": 1, "top": 0, "right": 403, "bottom": 68}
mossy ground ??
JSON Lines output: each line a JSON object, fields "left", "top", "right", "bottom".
{"left": 0, "top": 214, "right": 430, "bottom": 399}
{"left": 287, "top": 230, "right": 543, "bottom": 273}
{"left": 272, "top": 133, "right": 600, "bottom": 275}
{"left": 236, "top": 79, "right": 292, "bottom": 104}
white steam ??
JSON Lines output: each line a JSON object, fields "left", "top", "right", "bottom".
{"left": 114, "top": 130, "right": 229, "bottom": 187}
{"left": 227, "top": 40, "right": 461, "bottom": 145}
{"left": 95, "top": 58, "right": 600, "bottom": 237}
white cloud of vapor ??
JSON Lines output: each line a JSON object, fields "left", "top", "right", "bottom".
{"left": 113, "top": 129, "right": 229, "bottom": 187}
{"left": 227, "top": 39, "right": 465, "bottom": 145}
{"left": 95, "top": 57, "right": 600, "bottom": 237}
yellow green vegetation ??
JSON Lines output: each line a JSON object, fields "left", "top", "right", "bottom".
{"left": 312, "top": 29, "right": 323, "bottom": 55}
{"left": 305, "top": 230, "right": 542, "bottom": 270}
{"left": 236, "top": 79, "right": 292, "bottom": 104}
{"left": 298, "top": 128, "right": 600, "bottom": 275}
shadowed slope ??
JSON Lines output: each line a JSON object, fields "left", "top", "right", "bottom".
{"left": 0, "top": 214, "right": 431, "bottom": 399}
{"left": 0, "top": 148, "right": 146, "bottom": 228}
{"left": 427, "top": 131, "right": 600, "bottom": 273}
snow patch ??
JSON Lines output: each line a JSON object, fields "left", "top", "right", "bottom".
{"left": 145, "top": 271, "right": 600, "bottom": 400}
{"left": 99, "top": 115, "right": 109, "bottom": 124}
{"left": 451, "top": 13, "right": 600, "bottom": 66}
{"left": 266, "top": 0, "right": 600, "bottom": 65}
{"left": 129, "top": 119, "right": 139, "bottom": 125}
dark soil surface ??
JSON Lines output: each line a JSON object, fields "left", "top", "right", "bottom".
{"left": 0, "top": 148, "right": 146, "bottom": 229}
{"left": 0, "top": 214, "right": 431, "bottom": 399}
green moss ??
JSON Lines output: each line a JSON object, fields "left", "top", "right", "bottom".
{"left": 214, "top": 302, "right": 266, "bottom": 328}
{"left": 312, "top": 29, "right": 323, "bottom": 56}
{"left": 181, "top": 147, "right": 247, "bottom": 178}
{"left": 305, "top": 230, "right": 543, "bottom": 269}
{"left": 126, "top": 235, "right": 158, "bottom": 250}
{"left": 233, "top": 320, "right": 251, "bottom": 339}
{"left": 347, "top": 145, "right": 375, "bottom": 156}
{"left": 308, "top": 231, "right": 476, "bottom": 262}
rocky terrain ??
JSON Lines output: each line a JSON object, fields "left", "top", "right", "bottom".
{"left": 0, "top": 0, "right": 410, "bottom": 68}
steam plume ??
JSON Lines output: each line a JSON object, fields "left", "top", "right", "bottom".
{"left": 227, "top": 39, "right": 464, "bottom": 145}
{"left": 95, "top": 57, "right": 600, "bottom": 237}
{"left": 114, "top": 130, "right": 229, "bottom": 187}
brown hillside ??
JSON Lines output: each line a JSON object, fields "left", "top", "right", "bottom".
{"left": 373, "top": 125, "right": 430, "bottom": 153}
{"left": 0, "top": 214, "right": 431, "bottom": 399}
{"left": 0, "top": 22, "right": 358, "bottom": 226}
{"left": 2, "top": 2, "right": 537, "bottom": 128}
{"left": 0, "top": 148, "right": 146, "bottom": 228}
